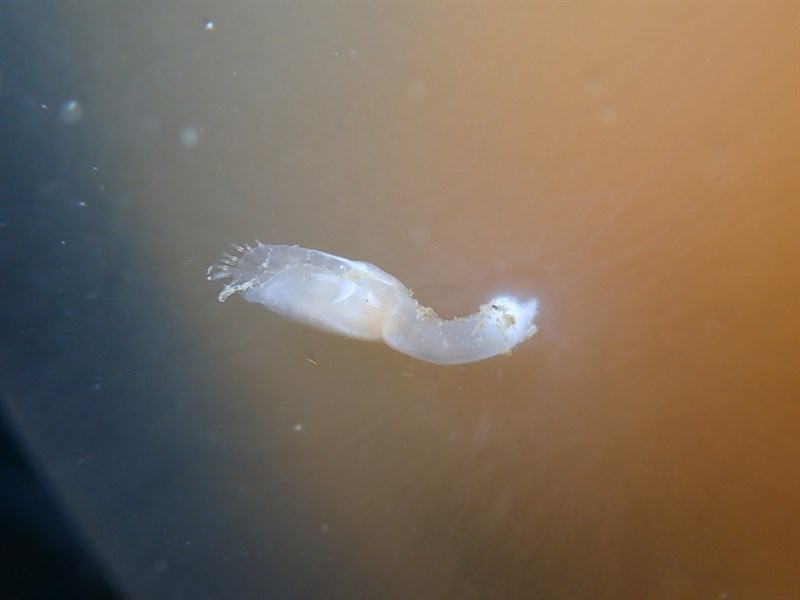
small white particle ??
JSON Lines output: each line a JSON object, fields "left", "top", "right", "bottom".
{"left": 203, "top": 19, "right": 215, "bottom": 31}
{"left": 294, "top": 424, "right": 303, "bottom": 432}
{"left": 180, "top": 126, "right": 200, "bottom": 148}
{"left": 60, "top": 99, "right": 84, "bottom": 124}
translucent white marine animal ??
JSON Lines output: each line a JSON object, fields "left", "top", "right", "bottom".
{"left": 207, "top": 243, "right": 538, "bottom": 365}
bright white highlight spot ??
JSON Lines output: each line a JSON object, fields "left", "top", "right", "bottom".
{"left": 60, "top": 99, "right": 83, "bottom": 124}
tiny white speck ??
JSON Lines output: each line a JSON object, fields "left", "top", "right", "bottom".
{"left": 78, "top": 201, "right": 86, "bottom": 207}
{"left": 180, "top": 126, "right": 200, "bottom": 148}
{"left": 203, "top": 19, "right": 214, "bottom": 31}
{"left": 321, "top": 523, "right": 329, "bottom": 533}
{"left": 60, "top": 99, "right": 83, "bottom": 124}
{"left": 294, "top": 424, "right": 303, "bottom": 432}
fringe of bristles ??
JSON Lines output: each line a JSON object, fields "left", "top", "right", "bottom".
{"left": 206, "top": 240, "right": 265, "bottom": 281}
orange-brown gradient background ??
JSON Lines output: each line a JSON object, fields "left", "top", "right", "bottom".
{"left": 57, "top": 3, "right": 800, "bottom": 598}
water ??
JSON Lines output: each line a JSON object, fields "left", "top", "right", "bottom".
{"left": 0, "top": 3, "right": 797, "bottom": 599}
